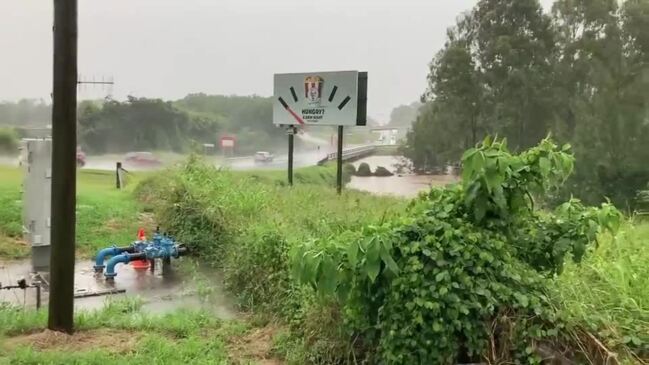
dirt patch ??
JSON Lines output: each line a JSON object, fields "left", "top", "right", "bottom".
{"left": 2, "top": 329, "right": 141, "bottom": 353}
{"left": 227, "top": 325, "right": 284, "bottom": 365}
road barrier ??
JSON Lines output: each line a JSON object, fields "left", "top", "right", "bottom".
{"left": 317, "top": 145, "right": 376, "bottom": 166}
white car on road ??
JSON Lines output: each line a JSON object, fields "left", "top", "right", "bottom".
{"left": 254, "top": 151, "right": 274, "bottom": 163}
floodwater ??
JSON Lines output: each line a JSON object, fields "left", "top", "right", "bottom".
{"left": 0, "top": 258, "right": 237, "bottom": 319}
{"left": 347, "top": 156, "right": 458, "bottom": 198}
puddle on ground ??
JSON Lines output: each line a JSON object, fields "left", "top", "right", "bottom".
{"left": 347, "top": 156, "right": 459, "bottom": 198}
{"left": 0, "top": 258, "right": 237, "bottom": 319}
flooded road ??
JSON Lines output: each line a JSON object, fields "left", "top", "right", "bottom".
{"left": 225, "top": 150, "right": 328, "bottom": 171}
{"left": 0, "top": 259, "right": 237, "bottom": 319}
{"left": 347, "top": 156, "right": 458, "bottom": 198}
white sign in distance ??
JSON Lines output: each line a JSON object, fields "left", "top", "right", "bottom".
{"left": 273, "top": 70, "right": 367, "bottom": 127}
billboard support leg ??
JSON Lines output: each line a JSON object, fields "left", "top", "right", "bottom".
{"left": 288, "top": 126, "right": 294, "bottom": 186}
{"left": 337, "top": 125, "right": 344, "bottom": 194}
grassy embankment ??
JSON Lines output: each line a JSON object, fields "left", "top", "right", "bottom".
{"left": 552, "top": 220, "right": 649, "bottom": 362}
{"left": 0, "top": 159, "right": 647, "bottom": 364}
{"left": 130, "top": 158, "right": 649, "bottom": 363}
{"left": 0, "top": 160, "right": 404, "bottom": 363}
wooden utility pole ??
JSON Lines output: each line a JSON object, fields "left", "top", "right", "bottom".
{"left": 48, "top": 0, "right": 77, "bottom": 334}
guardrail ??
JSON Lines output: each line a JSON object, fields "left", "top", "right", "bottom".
{"left": 317, "top": 145, "right": 376, "bottom": 165}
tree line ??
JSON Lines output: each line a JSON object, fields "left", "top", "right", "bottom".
{"left": 0, "top": 94, "right": 285, "bottom": 156}
{"left": 403, "top": 0, "right": 649, "bottom": 209}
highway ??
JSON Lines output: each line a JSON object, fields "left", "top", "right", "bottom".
{"left": 224, "top": 150, "right": 328, "bottom": 171}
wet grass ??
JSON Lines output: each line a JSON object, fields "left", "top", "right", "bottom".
{"left": 0, "top": 298, "right": 264, "bottom": 364}
{"left": 0, "top": 166, "right": 153, "bottom": 259}
{"left": 3, "top": 160, "right": 649, "bottom": 363}
{"left": 0, "top": 163, "right": 350, "bottom": 260}
{"left": 552, "top": 221, "right": 649, "bottom": 361}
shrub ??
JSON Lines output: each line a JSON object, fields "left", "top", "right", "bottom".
{"left": 292, "top": 137, "right": 621, "bottom": 363}
{"left": 356, "top": 162, "right": 372, "bottom": 176}
{"left": 135, "top": 155, "right": 405, "bottom": 303}
{"left": 342, "top": 163, "right": 356, "bottom": 177}
{"left": 373, "top": 166, "right": 393, "bottom": 177}
{"left": 0, "top": 128, "right": 19, "bottom": 155}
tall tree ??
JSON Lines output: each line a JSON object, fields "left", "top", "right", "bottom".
{"left": 406, "top": 0, "right": 556, "bottom": 169}
{"left": 405, "top": 0, "right": 649, "bottom": 208}
{"left": 471, "top": 0, "right": 556, "bottom": 150}
{"left": 552, "top": 0, "right": 649, "bottom": 207}
{"left": 387, "top": 101, "right": 422, "bottom": 129}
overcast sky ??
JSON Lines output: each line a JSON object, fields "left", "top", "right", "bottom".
{"left": 0, "top": 0, "right": 553, "bottom": 121}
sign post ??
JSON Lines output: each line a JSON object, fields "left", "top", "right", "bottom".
{"left": 287, "top": 126, "right": 296, "bottom": 186}
{"left": 273, "top": 70, "right": 367, "bottom": 190}
{"left": 337, "top": 126, "right": 344, "bottom": 194}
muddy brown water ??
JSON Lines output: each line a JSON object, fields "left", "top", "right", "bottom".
{"left": 0, "top": 258, "right": 237, "bottom": 319}
{"left": 347, "top": 156, "right": 458, "bottom": 198}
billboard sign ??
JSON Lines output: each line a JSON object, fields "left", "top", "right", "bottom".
{"left": 273, "top": 71, "right": 367, "bottom": 126}
{"left": 220, "top": 136, "right": 236, "bottom": 148}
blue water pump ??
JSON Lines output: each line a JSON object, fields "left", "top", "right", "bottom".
{"left": 93, "top": 228, "right": 188, "bottom": 280}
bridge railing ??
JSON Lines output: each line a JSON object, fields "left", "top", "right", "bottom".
{"left": 317, "top": 145, "right": 375, "bottom": 165}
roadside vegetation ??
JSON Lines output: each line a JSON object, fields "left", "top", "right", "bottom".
{"left": 552, "top": 221, "right": 649, "bottom": 362}
{"left": 131, "top": 139, "right": 645, "bottom": 363}
{"left": 1, "top": 142, "right": 648, "bottom": 363}
{"left": 0, "top": 127, "right": 19, "bottom": 155}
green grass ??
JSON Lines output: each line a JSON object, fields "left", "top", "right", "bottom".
{"left": 135, "top": 159, "right": 405, "bottom": 262}
{"left": 130, "top": 158, "right": 409, "bottom": 362}
{"left": 3, "top": 159, "right": 648, "bottom": 363}
{"left": 0, "top": 298, "right": 251, "bottom": 364}
{"left": 552, "top": 221, "right": 649, "bottom": 360}
{"left": 0, "top": 162, "right": 354, "bottom": 260}
{"left": 0, "top": 166, "right": 153, "bottom": 259}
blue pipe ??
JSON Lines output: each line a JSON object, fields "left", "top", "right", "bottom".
{"left": 94, "top": 247, "right": 122, "bottom": 272}
{"left": 104, "top": 253, "right": 133, "bottom": 279}
{"left": 93, "top": 246, "right": 134, "bottom": 272}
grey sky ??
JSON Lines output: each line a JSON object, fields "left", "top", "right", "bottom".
{"left": 1, "top": 0, "right": 553, "bottom": 121}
